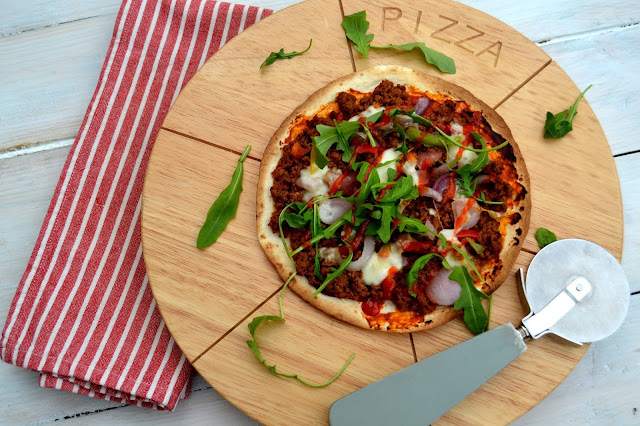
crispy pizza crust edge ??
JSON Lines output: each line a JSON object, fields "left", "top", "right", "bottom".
{"left": 256, "top": 65, "right": 530, "bottom": 332}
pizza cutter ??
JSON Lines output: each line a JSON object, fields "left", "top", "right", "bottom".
{"left": 329, "top": 239, "right": 629, "bottom": 425}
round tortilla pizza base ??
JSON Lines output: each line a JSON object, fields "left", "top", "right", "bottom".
{"left": 257, "top": 65, "right": 530, "bottom": 332}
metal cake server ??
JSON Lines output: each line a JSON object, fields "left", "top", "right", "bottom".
{"left": 329, "top": 239, "right": 630, "bottom": 425}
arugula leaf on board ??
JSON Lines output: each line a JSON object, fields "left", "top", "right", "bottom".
{"left": 260, "top": 39, "right": 313, "bottom": 69}
{"left": 341, "top": 11, "right": 456, "bottom": 73}
{"left": 535, "top": 227, "right": 557, "bottom": 249}
{"left": 450, "top": 266, "right": 489, "bottom": 335}
{"left": 313, "top": 121, "right": 361, "bottom": 168}
{"left": 372, "top": 42, "right": 456, "bottom": 74}
{"left": 544, "top": 85, "right": 592, "bottom": 138}
{"left": 246, "top": 273, "right": 355, "bottom": 387}
{"left": 341, "top": 11, "right": 374, "bottom": 59}
{"left": 197, "top": 145, "right": 251, "bottom": 249}
{"left": 405, "top": 254, "right": 450, "bottom": 297}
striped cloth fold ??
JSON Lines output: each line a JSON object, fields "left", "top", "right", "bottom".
{"left": 1, "top": 0, "right": 271, "bottom": 410}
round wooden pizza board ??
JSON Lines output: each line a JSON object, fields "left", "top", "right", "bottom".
{"left": 140, "top": 0, "right": 623, "bottom": 424}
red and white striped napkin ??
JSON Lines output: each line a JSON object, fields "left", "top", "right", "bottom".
{"left": 1, "top": 0, "right": 271, "bottom": 411}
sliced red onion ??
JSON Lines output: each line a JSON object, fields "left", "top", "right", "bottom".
{"left": 346, "top": 236, "right": 375, "bottom": 271}
{"left": 323, "top": 169, "right": 342, "bottom": 186}
{"left": 433, "top": 163, "right": 450, "bottom": 177}
{"left": 419, "top": 187, "right": 443, "bottom": 202}
{"left": 424, "top": 219, "right": 436, "bottom": 240}
{"left": 414, "top": 97, "right": 431, "bottom": 116}
{"left": 318, "top": 198, "right": 353, "bottom": 225}
{"left": 432, "top": 172, "right": 451, "bottom": 195}
{"left": 452, "top": 198, "right": 481, "bottom": 231}
{"left": 426, "top": 268, "right": 462, "bottom": 306}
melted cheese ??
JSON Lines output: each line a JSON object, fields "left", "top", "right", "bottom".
{"left": 450, "top": 122, "right": 464, "bottom": 135}
{"left": 402, "top": 156, "right": 420, "bottom": 186}
{"left": 440, "top": 229, "right": 460, "bottom": 245}
{"left": 348, "top": 105, "right": 385, "bottom": 122}
{"left": 376, "top": 149, "right": 402, "bottom": 182}
{"left": 448, "top": 143, "right": 478, "bottom": 167}
{"left": 362, "top": 245, "right": 404, "bottom": 286}
{"left": 379, "top": 300, "right": 397, "bottom": 314}
{"left": 298, "top": 165, "right": 329, "bottom": 201}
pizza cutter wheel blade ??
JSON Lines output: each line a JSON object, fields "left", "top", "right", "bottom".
{"left": 329, "top": 239, "right": 630, "bottom": 425}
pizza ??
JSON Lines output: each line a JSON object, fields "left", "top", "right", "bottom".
{"left": 257, "top": 65, "right": 530, "bottom": 332}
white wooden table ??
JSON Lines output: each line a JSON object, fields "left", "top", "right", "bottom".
{"left": 1, "top": 0, "right": 638, "bottom": 423}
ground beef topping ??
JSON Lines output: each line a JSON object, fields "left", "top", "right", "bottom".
{"left": 267, "top": 80, "right": 526, "bottom": 317}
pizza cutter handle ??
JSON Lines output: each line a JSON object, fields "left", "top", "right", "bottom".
{"left": 329, "top": 323, "right": 528, "bottom": 426}
{"left": 520, "top": 277, "right": 592, "bottom": 340}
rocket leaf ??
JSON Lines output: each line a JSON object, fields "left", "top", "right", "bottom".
{"left": 450, "top": 266, "right": 489, "bottom": 335}
{"left": 544, "top": 85, "right": 592, "bottom": 138}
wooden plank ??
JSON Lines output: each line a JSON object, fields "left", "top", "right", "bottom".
{"left": 541, "top": 26, "right": 640, "bottom": 156}
{"left": 0, "top": 0, "right": 119, "bottom": 36}
{"left": 341, "top": 0, "right": 551, "bottom": 107}
{"left": 161, "top": 0, "right": 354, "bottom": 157}
{"left": 462, "top": 0, "right": 640, "bottom": 43}
{"left": 0, "top": 15, "right": 116, "bottom": 151}
{"left": 0, "top": 146, "right": 71, "bottom": 290}
{"left": 192, "top": 284, "right": 414, "bottom": 426}
{"left": 617, "top": 154, "right": 640, "bottom": 293}
{"left": 495, "top": 62, "right": 623, "bottom": 258}
{"left": 142, "top": 130, "right": 284, "bottom": 361}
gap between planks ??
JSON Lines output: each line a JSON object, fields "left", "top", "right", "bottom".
{"left": 535, "top": 21, "right": 640, "bottom": 46}
{"left": 191, "top": 285, "right": 284, "bottom": 364}
{"left": 0, "top": 13, "right": 116, "bottom": 39}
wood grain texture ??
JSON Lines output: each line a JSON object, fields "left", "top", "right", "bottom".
{"left": 0, "top": 0, "right": 119, "bottom": 37}
{"left": 0, "top": 146, "right": 71, "bottom": 290}
{"left": 540, "top": 26, "right": 640, "bottom": 156}
{"left": 1, "top": 0, "right": 638, "bottom": 423}
{"left": 193, "top": 286, "right": 414, "bottom": 425}
{"left": 617, "top": 154, "right": 640, "bottom": 293}
{"left": 0, "top": 15, "right": 116, "bottom": 151}
{"left": 496, "top": 62, "right": 623, "bottom": 258}
{"left": 161, "top": 0, "right": 354, "bottom": 156}
{"left": 463, "top": 0, "right": 640, "bottom": 43}
{"left": 142, "top": 130, "right": 281, "bottom": 361}
{"left": 142, "top": 0, "right": 624, "bottom": 423}
{"left": 341, "top": 0, "right": 550, "bottom": 107}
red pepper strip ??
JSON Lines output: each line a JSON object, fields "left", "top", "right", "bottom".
{"left": 401, "top": 240, "right": 435, "bottom": 252}
{"left": 376, "top": 184, "right": 395, "bottom": 201}
{"left": 380, "top": 267, "right": 398, "bottom": 300}
{"left": 328, "top": 173, "right": 347, "bottom": 196}
{"left": 342, "top": 223, "right": 354, "bottom": 239}
{"left": 350, "top": 219, "right": 370, "bottom": 251}
{"left": 455, "top": 229, "right": 480, "bottom": 239}
{"left": 291, "top": 142, "right": 310, "bottom": 158}
{"left": 442, "top": 174, "right": 457, "bottom": 200}
{"left": 306, "top": 195, "right": 317, "bottom": 208}
{"left": 454, "top": 198, "right": 476, "bottom": 234}
{"left": 392, "top": 217, "right": 401, "bottom": 228}
{"left": 349, "top": 145, "right": 385, "bottom": 164}
{"left": 373, "top": 113, "right": 391, "bottom": 128}
{"left": 338, "top": 245, "right": 350, "bottom": 259}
